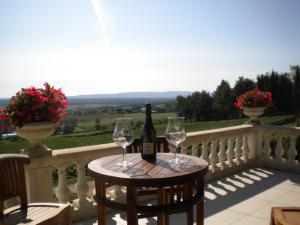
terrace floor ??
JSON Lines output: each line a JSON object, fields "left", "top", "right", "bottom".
{"left": 75, "top": 167, "right": 300, "bottom": 225}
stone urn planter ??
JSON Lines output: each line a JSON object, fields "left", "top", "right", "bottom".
{"left": 243, "top": 107, "right": 266, "bottom": 124}
{"left": 16, "top": 122, "right": 56, "bottom": 158}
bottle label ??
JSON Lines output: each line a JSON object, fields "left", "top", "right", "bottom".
{"left": 143, "top": 143, "right": 154, "bottom": 155}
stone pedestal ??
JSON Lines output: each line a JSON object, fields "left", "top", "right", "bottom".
{"left": 24, "top": 155, "right": 54, "bottom": 203}
{"left": 16, "top": 122, "right": 56, "bottom": 202}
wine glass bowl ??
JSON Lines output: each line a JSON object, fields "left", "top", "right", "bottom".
{"left": 113, "top": 118, "right": 134, "bottom": 167}
{"left": 165, "top": 117, "right": 186, "bottom": 164}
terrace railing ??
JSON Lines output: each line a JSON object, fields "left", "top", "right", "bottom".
{"left": 5, "top": 124, "right": 300, "bottom": 221}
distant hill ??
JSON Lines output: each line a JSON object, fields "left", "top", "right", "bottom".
{"left": 0, "top": 91, "right": 191, "bottom": 107}
{"left": 69, "top": 91, "right": 191, "bottom": 99}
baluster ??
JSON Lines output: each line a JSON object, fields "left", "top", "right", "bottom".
{"left": 55, "top": 164, "right": 71, "bottom": 203}
{"left": 242, "top": 135, "right": 249, "bottom": 162}
{"left": 209, "top": 140, "right": 218, "bottom": 171}
{"left": 263, "top": 132, "right": 272, "bottom": 159}
{"left": 218, "top": 138, "right": 226, "bottom": 170}
{"left": 288, "top": 133, "right": 297, "bottom": 163}
{"left": 275, "top": 134, "right": 284, "bottom": 160}
{"left": 226, "top": 136, "right": 234, "bottom": 166}
{"left": 247, "top": 132, "right": 257, "bottom": 159}
{"left": 73, "top": 161, "right": 90, "bottom": 208}
{"left": 181, "top": 143, "right": 188, "bottom": 155}
{"left": 201, "top": 141, "right": 209, "bottom": 162}
{"left": 192, "top": 143, "right": 199, "bottom": 157}
{"left": 256, "top": 129, "right": 264, "bottom": 159}
{"left": 234, "top": 135, "right": 242, "bottom": 165}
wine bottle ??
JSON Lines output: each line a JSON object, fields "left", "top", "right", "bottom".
{"left": 141, "top": 103, "right": 157, "bottom": 160}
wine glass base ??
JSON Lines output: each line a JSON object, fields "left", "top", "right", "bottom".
{"left": 116, "top": 161, "right": 132, "bottom": 167}
{"left": 168, "top": 158, "right": 184, "bottom": 165}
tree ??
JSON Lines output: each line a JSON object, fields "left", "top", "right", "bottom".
{"left": 257, "top": 70, "right": 294, "bottom": 113}
{"left": 62, "top": 116, "right": 78, "bottom": 134}
{"left": 232, "top": 77, "right": 255, "bottom": 97}
{"left": 175, "top": 96, "right": 186, "bottom": 117}
{"left": 277, "top": 73, "right": 294, "bottom": 112}
{"left": 257, "top": 73, "right": 272, "bottom": 91}
{"left": 291, "top": 65, "right": 300, "bottom": 111}
{"left": 95, "top": 118, "right": 101, "bottom": 131}
{"left": 212, "top": 80, "right": 234, "bottom": 120}
{"left": 175, "top": 95, "right": 193, "bottom": 121}
{"left": 191, "top": 91, "right": 213, "bottom": 121}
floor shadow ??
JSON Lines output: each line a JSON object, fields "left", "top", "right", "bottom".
{"left": 75, "top": 167, "right": 300, "bottom": 225}
{"left": 204, "top": 167, "right": 300, "bottom": 218}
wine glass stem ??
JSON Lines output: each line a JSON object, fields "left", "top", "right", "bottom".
{"left": 123, "top": 147, "right": 126, "bottom": 163}
{"left": 174, "top": 146, "right": 178, "bottom": 160}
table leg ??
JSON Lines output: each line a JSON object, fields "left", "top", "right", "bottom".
{"left": 157, "top": 187, "right": 168, "bottom": 225}
{"left": 95, "top": 180, "right": 106, "bottom": 225}
{"left": 196, "top": 201, "right": 204, "bottom": 225}
{"left": 184, "top": 182, "right": 193, "bottom": 225}
{"left": 127, "top": 186, "right": 138, "bottom": 225}
{"left": 196, "top": 178, "right": 204, "bottom": 225}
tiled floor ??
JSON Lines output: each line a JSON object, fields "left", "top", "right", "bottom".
{"left": 75, "top": 168, "right": 300, "bottom": 225}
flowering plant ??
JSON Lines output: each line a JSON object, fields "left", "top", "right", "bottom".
{"left": 0, "top": 83, "right": 68, "bottom": 129}
{"left": 234, "top": 87, "right": 273, "bottom": 109}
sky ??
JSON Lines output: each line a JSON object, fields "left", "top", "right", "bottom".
{"left": 1, "top": 0, "right": 300, "bottom": 98}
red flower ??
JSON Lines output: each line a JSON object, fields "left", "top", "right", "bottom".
{"left": 0, "top": 82, "right": 68, "bottom": 129}
{"left": 234, "top": 88, "right": 273, "bottom": 109}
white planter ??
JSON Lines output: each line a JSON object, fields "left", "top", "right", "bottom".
{"left": 16, "top": 122, "right": 56, "bottom": 158}
{"left": 243, "top": 107, "right": 266, "bottom": 124}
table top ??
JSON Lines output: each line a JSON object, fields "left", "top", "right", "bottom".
{"left": 88, "top": 153, "right": 209, "bottom": 187}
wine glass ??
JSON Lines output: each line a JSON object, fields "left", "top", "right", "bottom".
{"left": 165, "top": 117, "right": 186, "bottom": 164}
{"left": 113, "top": 118, "right": 135, "bottom": 167}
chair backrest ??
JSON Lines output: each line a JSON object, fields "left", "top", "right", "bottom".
{"left": 0, "top": 154, "right": 31, "bottom": 216}
{"left": 126, "top": 136, "right": 170, "bottom": 153}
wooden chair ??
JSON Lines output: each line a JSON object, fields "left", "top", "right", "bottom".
{"left": 271, "top": 207, "right": 300, "bottom": 225}
{"left": 0, "top": 154, "right": 71, "bottom": 225}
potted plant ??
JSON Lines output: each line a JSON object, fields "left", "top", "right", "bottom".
{"left": 234, "top": 87, "right": 273, "bottom": 124}
{"left": 0, "top": 82, "right": 68, "bottom": 157}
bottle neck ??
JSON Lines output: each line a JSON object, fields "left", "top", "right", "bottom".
{"left": 145, "top": 104, "right": 152, "bottom": 120}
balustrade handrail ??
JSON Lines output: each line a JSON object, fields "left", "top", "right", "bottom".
{"left": 52, "top": 124, "right": 255, "bottom": 160}
{"left": 185, "top": 124, "right": 253, "bottom": 143}
{"left": 256, "top": 124, "right": 300, "bottom": 134}
{"left": 52, "top": 143, "right": 121, "bottom": 163}
{"left": 51, "top": 124, "right": 299, "bottom": 167}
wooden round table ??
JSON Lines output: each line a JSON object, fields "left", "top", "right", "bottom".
{"left": 88, "top": 153, "right": 208, "bottom": 225}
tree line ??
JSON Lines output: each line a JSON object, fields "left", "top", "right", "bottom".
{"left": 176, "top": 65, "right": 300, "bottom": 121}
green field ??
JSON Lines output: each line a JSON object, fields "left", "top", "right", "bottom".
{"left": 0, "top": 113, "right": 297, "bottom": 154}
{"left": 76, "top": 112, "right": 176, "bottom": 131}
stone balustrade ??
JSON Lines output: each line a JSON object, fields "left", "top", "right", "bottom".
{"left": 18, "top": 124, "right": 300, "bottom": 222}
{"left": 52, "top": 143, "right": 121, "bottom": 220}
{"left": 254, "top": 125, "right": 300, "bottom": 172}
{"left": 181, "top": 124, "right": 256, "bottom": 181}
